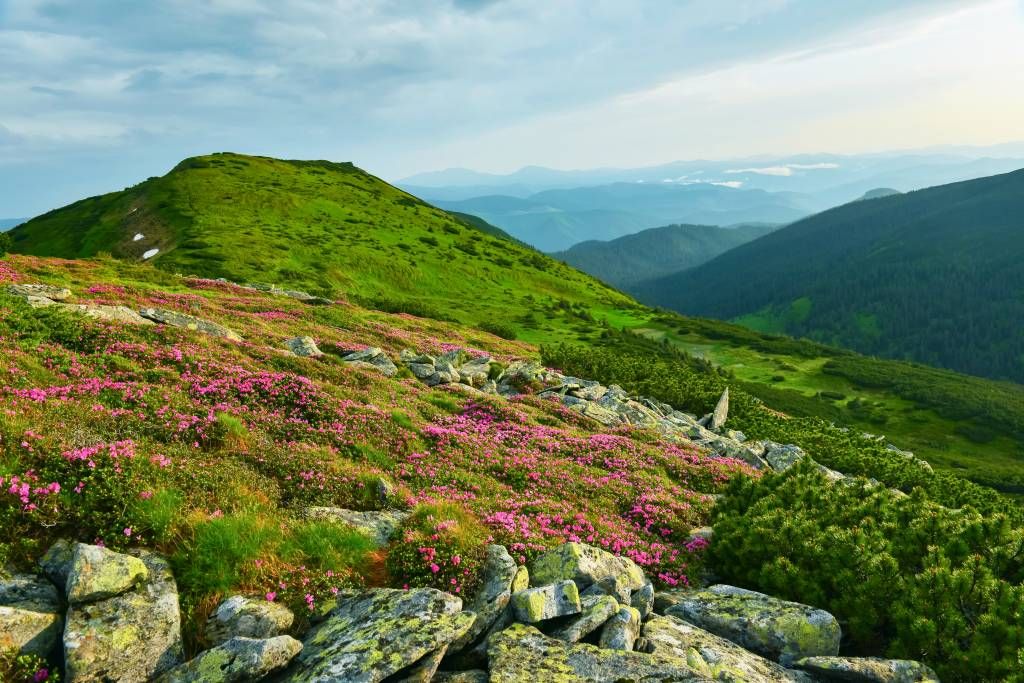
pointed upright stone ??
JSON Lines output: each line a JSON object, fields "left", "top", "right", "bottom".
{"left": 710, "top": 388, "right": 729, "bottom": 430}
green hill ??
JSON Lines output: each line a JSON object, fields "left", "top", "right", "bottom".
{"left": 634, "top": 168, "right": 1024, "bottom": 382}
{"left": 552, "top": 222, "right": 777, "bottom": 291}
{"left": 9, "top": 153, "right": 640, "bottom": 344}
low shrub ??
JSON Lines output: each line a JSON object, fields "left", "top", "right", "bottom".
{"left": 478, "top": 321, "right": 517, "bottom": 340}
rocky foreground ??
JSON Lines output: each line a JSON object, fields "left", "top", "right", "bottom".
{"left": 3, "top": 537, "right": 939, "bottom": 682}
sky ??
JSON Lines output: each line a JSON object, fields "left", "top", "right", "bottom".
{"left": 2, "top": 0, "right": 1024, "bottom": 216}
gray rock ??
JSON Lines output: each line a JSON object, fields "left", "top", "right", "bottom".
{"left": 793, "top": 656, "right": 940, "bottom": 682}
{"left": 138, "top": 307, "right": 242, "bottom": 341}
{"left": 284, "top": 587, "right": 474, "bottom": 683}
{"left": 710, "top": 388, "right": 729, "bottom": 430}
{"left": 342, "top": 348, "right": 399, "bottom": 377}
{"left": 457, "top": 357, "right": 493, "bottom": 387}
{"left": 433, "top": 671, "right": 488, "bottom": 683}
{"left": 511, "top": 580, "right": 581, "bottom": 623}
{"left": 487, "top": 623, "right": 708, "bottom": 682}
{"left": 0, "top": 573, "right": 63, "bottom": 657}
{"left": 65, "top": 543, "right": 149, "bottom": 604}
{"left": 530, "top": 542, "right": 646, "bottom": 593}
{"left": 6, "top": 283, "right": 73, "bottom": 301}
{"left": 547, "top": 594, "right": 619, "bottom": 643}
{"left": 389, "top": 643, "right": 448, "bottom": 682}
{"left": 38, "top": 538, "right": 75, "bottom": 589}
{"left": 598, "top": 605, "right": 641, "bottom": 650}
{"left": 285, "top": 336, "right": 323, "bottom": 357}
{"left": 409, "top": 362, "right": 437, "bottom": 380}
{"left": 205, "top": 594, "right": 295, "bottom": 646}
{"left": 400, "top": 350, "right": 435, "bottom": 365}
{"left": 664, "top": 585, "right": 841, "bottom": 665}
{"left": 580, "top": 573, "right": 632, "bottom": 605}
{"left": 155, "top": 635, "right": 302, "bottom": 682}
{"left": 644, "top": 614, "right": 808, "bottom": 681}
{"left": 302, "top": 507, "right": 410, "bottom": 546}
{"left": 448, "top": 545, "right": 518, "bottom": 653}
{"left": 59, "top": 303, "right": 156, "bottom": 325}
{"left": 765, "top": 444, "right": 807, "bottom": 472}
{"left": 64, "top": 549, "right": 183, "bottom": 683}
{"left": 631, "top": 583, "right": 655, "bottom": 620}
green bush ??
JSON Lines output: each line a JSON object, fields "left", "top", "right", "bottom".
{"left": 0, "top": 650, "right": 57, "bottom": 682}
{"left": 709, "top": 462, "right": 1024, "bottom": 681}
{"left": 478, "top": 321, "right": 517, "bottom": 340}
{"left": 0, "top": 233, "right": 12, "bottom": 256}
{"left": 385, "top": 502, "right": 489, "bottom": 597}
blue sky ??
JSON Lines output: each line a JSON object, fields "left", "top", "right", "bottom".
{"left": 2, "top": 0, "right": 1023, "bottom": 215}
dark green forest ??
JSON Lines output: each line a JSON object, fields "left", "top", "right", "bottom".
{"left": 634, "top": 168, "right": 1024, "bottom": 382}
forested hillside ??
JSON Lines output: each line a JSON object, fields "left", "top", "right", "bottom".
{"left": 635, "top": 168, "right": 1024, "bottom": 382}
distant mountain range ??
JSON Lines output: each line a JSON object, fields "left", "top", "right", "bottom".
{"left": 633, "top": 167, "right": 1024, "bottom": 382}
{"left": 0, "top": 218, "right": 25, "bottom": 231}
{"left": 430, "top": 184, "right": 815, "bottom": 252}
{"left": 552, "top": 223, "right": 777, "bottom": 291}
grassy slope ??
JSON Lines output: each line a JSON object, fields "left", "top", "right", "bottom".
{"left": 9, "top": 153, "right": 641, "bottom": 346}
{"left": 9, "top": 153, "right": 1024, "bottom": 491}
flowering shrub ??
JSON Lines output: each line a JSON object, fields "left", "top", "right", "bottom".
{"left": 386, "top": 503, "right": 490, "bottom": 596}
{"left": 0, "top": 649, "right": 57, "bottom": 682}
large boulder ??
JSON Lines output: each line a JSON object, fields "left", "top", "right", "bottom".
{"left": 6, "top": 283, "right": 73, "bottom": 301}
{"left": 302, "top": 507, "right": 410, "bottom": 546}
{"left": 60, "top": 303, "right": 155, "bottom": 325}
{"left": 205, "top": 594, "right": 295, "bottom": 646}
{"left": 65, "top": 543, "right": 149, "bottom": 604}
{"left": 530, "top": 542, "right": 646, "bottom": 593}
{"left": 664, "top": 585, "right": 840, "bottom": 665}
{"left": 284, "top": 587, "right": 474, "bottom": 682}
{"left": 547, "top": 594, "right": 619, "bottom": 643}
{"left": 38, "top": 538, "right": 74, "bottom": 587}
{"left": 764, "top": 444, "right": 807, "bottom": 472}
{"left": 285, "top": 336, "right": 323, "bottom": 357}
{"left": 154, "top": 635, "right": 302, "bottom": 682}
{"left": 631, "top": 583, "right": 655, "bottom": 620}
{"left": 644, "top": 614, "right": 807, "bottom": 681}
{"left": 710, "top": 388, "right": 729, "bottom": 430}
{"left": 510, "top": 580, "right": 581, "bottom": 623}
{"left": 793, "top": 656, "right": 940, "bottom": 682}
{"left": 487, "top": 623, "right": 708, "bottom": 682}
{"left": 341, "top": 347, "right": 398, "bottom": 377}
{"left": 0, "top": 573, "right": 63, "bottom": 657}
{"left": 448, "top": 544, "right": 518, "bottom": 652}
{"left": 64, "top": 549, "right": 183, "bottom": 682}
{"left": 598, "top": 605, "right": 641, "bottom": 651}
{"left": 138, "top": 307, "right": 242, "bottom": 341}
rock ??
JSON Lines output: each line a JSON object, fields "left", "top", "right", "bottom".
{"left": 59, "top": 303, "right": 156, "bottom": 325}
{"left": 457, "top": 357, "right": 493, "bottom": 387}
{"left": 434, "top": 671, "right": 488, "bottom": 683}
{"left": 580, "top": 573, "right": 632, "bottom": 605}
{"left": 65, "top": 542, "right": 149, "bottom": 604}
{"left": 710, "top": 388, "right": 729, "bottom": 430}
{"left": 653, "top": 591, "right": 684, "bottom": 614}
{"left": 285, "top": 336, "right": 323, "bottom": 357}
{"left": 138, "top": 307, "right": 242, "bottom": 341}
{"left": 510, "top": 580, "right": 581, "bottom": 623}
{"left": 793, "top": 656, "right": 940, "bottom": 682}
{"left": 302, "top": 507, "right": 410, "bottom": 546}
{"left": 631, "top": 583, "right": 655, "bottom": 620}
{"left": 0, "top": 574, "right": 63, "bottom": 657}
{"left": 664, "top": 585, "right": 840, "bottom": 665}
{"left": 342, "top": 347, "right": 399, "bottom": 377}
{"left": 6, "top": 283, "right": 73, "bottom": 301}
{"left": 644, "top": 614, "right": 807, "bottom": 681}
{"left": 765, "top": 444, "right": 807, "bottom": 472}
{"left": 390, "top": 644, "right": 448, "bottom": 682}
{"left": 409, "top": 362, "right": 437, "bottom": 380}
{"left": 547, "top": 594, "right": 619, "bottom": 643}
{"left": 205, "top": 595, "right": 295, "bottom": 646}
{"left": 448, "top": 545, "right": 517, "bottom": 653}
{"left": 155, "top": 635, "right": 302, "bottom": 682}
{"left": 284, "top": 587, "right": 474, "bottom": 683}
{"left": 598, "top": 605, "right": 641, "bottom": 651}
{"left": 530, "top": 542, "right": 646, "bottom": 593}
{"left": 64, "top": 549, "right": 183, "bottom": 683}
{"left": 487, "top": 623, "right": 707, "bottom": 682}
{"left": 576, "top": 402, "right": 623, "bottom": 427}
{"left": 510, "top": 565, "right": 529, "bottom": 593}
{"left": 38, "top": 538, "right": 74, "bottom": 588}
{"left": 400, "top": 350, "right": 435, "bottom": 365}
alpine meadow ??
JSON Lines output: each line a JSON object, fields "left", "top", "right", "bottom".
{"left": 3, "top": 3, "right": 1024, "bottom": 683}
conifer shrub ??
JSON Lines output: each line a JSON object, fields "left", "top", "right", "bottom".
{"left": 386, "top": 502, "right": 490, "bottom": 597}
{"left": 478, "top": 321, "right": 517, "bottom": 340}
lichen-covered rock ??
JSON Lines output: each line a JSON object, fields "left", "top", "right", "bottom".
{"left": 0, "top": 574, "right": 63, "bottom": 657}
{"left": 632, "top": 583, "right": 656, "bottom": 620}
{"left": 155, "top": 635, "right": 301, "bottom": 682}
{"left": 547, "top": 594, "right": 619, "bottom": 643}
{"left": 764, "top": 444, "right": 807, "bottom": 472}
{"left": 793, "top": 656, "right": 940, "bottom": 682}
{"left": 342, "top": 347, "right": 398, "bottom": 376}
{"left": 530, "top": 542, "right": 646, "bottom": 592}
{"left": 39, "top": 538, "right": 74, "bottom": 587}
{"left": 599, "top": 605, "right": 641, "bottom": 651}
{"left": 434, "top": 670, "right": 488, "bottom": 683}
{"left": 205, "top": 595, "right": 295, "bottom": 646}
{"left": 390, "top": 643, "right": 448, "bottom": 682}
{"left": 448, "top": 544, "right": 517, "bottom": 652}
{"left": 138, "top": 307, "right": 242, "bottom": 341}
{"left": 302, "top": 507, "right": 410, "bottom": 546}
{"left": 510, "top": 565, "right": 529, "bottom": 593}
{"left": 6, "top": 283, "right": 73, "bottom": 301}
{"left": 58, "top": 303, "right": 156, "bottom": 325}
{"left": 510, "top": 580, "right": 581, "bottom": 623}
{"left": 664, "top": 585, "right": 840, "bottom": 665}
{"left": 644, "top": 614, "right": 808, "bottom": 682}
{"left": 580, "top": 572, "right": 633, "bottom": 605}
{"left": 487, "top": 623, "right": 708, "bottom": 682}
{"left": 285, "top": 336, "right": 323, "bottom": 357}
{"left": 64, "top": 549, "right": 183, "bottom": 682}
{"left": 457, "top": 357, "right": 493, "bottom": 387}
{"left": 284, "top": 587, "right": 474, "bottom": 683}
{"left": 65, "top": 543, "right": 149, "bottom": 604}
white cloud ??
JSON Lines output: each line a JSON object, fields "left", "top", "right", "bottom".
{"left": 724, "top": 166, "right": 794, "bottom": 176}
